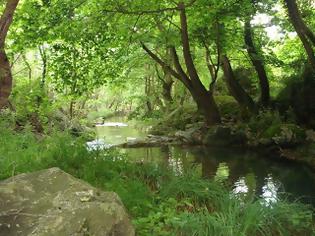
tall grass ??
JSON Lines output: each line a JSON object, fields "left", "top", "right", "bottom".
{"left": 0, "top": 120, "right": 314, "bottom": 235}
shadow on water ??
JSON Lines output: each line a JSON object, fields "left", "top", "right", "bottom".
{"left": 123, "top": 146, "right": 315, "bottom": 206}
{"left": 94, "top": 118, "right": 315, "bottom": 206}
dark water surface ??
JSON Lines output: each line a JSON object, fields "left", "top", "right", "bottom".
{"left": 95, "top": 119, "right": 315, "bottom": 206}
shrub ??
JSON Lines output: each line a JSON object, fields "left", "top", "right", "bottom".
{"left": 0, "top": 123, "right": 313, "bottom": 236}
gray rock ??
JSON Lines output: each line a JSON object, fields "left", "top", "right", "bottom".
{"left": 174, "top": 124, "right": 205, "bottom": 144}
{"left": 0, "top": 168, "right": 135, "bottom": 236}
{"left": 117, "top": 135, "right": 177, "bottom": 148}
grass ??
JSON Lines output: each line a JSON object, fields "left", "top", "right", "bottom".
{"left": 0, "top": 119, "right": 314, "bottom": 235}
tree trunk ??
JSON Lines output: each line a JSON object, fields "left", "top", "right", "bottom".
{"left": 177, "top": 2, "right": 221, "bottom": 125}
{"left": 244, "top": 20, "right": 270, "bottom": 106}
{"left": 69, "top": 101, "right": 75, "bottom": 119}
{"left": 145, "top": 75, "right": 153, "bottom": 113}
{"left": 22, "top": 54, "right": 32, "bottom": 83}
{"left": 141, "top": 2, "right": 222, "bottom": 125}
{"left": 221, "top": 55, "right": 257, "bottom": 113}
{"left": 284, "top": 0, "right": 315, "bottom": 69}
{"left": 0, "top": 50, "right": 12, "bottom": 108}
{"left": 38, "top": 45, "right": 47, "bottom": 87}
{"left": 162, "top": 79, "right": 173, "bottom": 103}
{"left": 196, "top": 90, "right": 221, "bottom": 125}
{"left": 0, "top": 0, "right": 20, "bottom": 109}
{"left": 156, "top": 65, "right": 174, "bottom": 104}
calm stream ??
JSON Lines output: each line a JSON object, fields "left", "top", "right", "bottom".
{"left": 93, "top": 118, "right": 315, "bottom": 206}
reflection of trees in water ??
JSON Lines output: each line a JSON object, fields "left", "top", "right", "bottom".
{"left": 194, "top": 147, "right": 278, "bottom": 201}
{"left": 214, "top": 163, "right": 229, "bottom": 182}
{"left": 261, "top": 174, "right": 280, "bottom": 205}
{"left": 201, "top": 156, "right": 219, "bottom": 178}
{"left": 131, "top": 145, "right": 315, "bottom": 205}
{"left": 232, "top": 173, "right": 257, "bottom": 202}
{"left": 160, "top": 146, "right": 189, "bottom": 176}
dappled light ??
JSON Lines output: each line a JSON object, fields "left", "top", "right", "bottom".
{"left": 0, "top": 0, "right": 315, "bottom": 235}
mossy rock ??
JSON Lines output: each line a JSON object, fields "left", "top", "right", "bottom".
{"left": 0, "top": 168, "right": 135, "bottom": 236}
{"left": 203, "top": 126, "right": 247, "bottom": 147}
{"left": 261, "top": 123, "right": 306, "bottom": 147}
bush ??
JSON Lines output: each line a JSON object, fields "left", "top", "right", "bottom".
{"left": 247, "top": 110, "right": 282, "bottom": 136}
{"left": 215, "top": 95, "right": 241, "bottom": 119}
{"left": 148, "top": 103, "right": 201, "bottom": 135}
{"left": 0, "top": 123, "right": 314, "bottom": 236}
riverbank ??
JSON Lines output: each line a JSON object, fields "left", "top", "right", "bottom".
{"left": 0, "top": 124, "right": 314, "bottom": 235}
{"left": 126, "top": 113, "right": 315, "bottom": 170}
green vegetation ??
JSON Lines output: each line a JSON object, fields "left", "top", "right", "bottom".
{"left": 0, "top": 0, "right": 314, "bottom": 129}
{"left": 0, "top": 124, "right": 314, "bottom": 236}
{"left": 0, "top": 0, "right": 315, "bottom": 235}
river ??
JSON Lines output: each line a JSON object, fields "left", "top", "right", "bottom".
{"left": 92, "top": 118, "right": 315, "bottom": 206}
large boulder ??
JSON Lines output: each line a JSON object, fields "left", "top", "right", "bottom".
{"left": 0, "top": 168, "right": 135, "bottom": 236}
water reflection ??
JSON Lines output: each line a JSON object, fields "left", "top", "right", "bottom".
{"left": 96, "top": 122, "right": 128, "bottom": 127}
{"left": 214, "top": 163, "right": 229, "bottom": 182}
{"left": 86, "top": 139, "right": 112, "bottom": 151}
{"left": 95, "top": 119, "right": 315, "bottom": 206}
{"left": 233, "top": 177, "right": 249, "bottom": 196}
{"left": 261, "top": 175, "right": 280, "bottom": 205}
{"left": 232, "top": 173, "right": 257, "bottom": 202}
{"left": 167, "top": 152, "right": 184, "bottom": 176}
{"left": 96, "top": 121, "right": 146, "bottom": 146}
{"left": 121, "top": 145, "right": 315, "bottom": 206}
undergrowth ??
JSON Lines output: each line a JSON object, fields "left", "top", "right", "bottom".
{"left": 0, "top": 120, "right": 314, "bottom": 236}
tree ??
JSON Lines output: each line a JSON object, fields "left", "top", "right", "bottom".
{"left": 221, "top": 55, "right": 257, "bottom": 113}
{"left": 0, "top": 0, "right": 20, "bottom": 109}
{"left": 244, "top": 15, "right": 270, "bottom": 106}
{"left": 284, "top": 0, "right": 315, "bottom": 69}
{"left": 142, "top": 2, "right": 221, "bottom": 125}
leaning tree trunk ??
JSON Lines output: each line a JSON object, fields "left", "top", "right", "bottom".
{"left": 244, "top": 20, "right": 270, "bottom": 106}
{"left": 141, "top": 3, "right": 222, "bottom": 125}
{"left": 221, "top": 55, "right": 257, "bottom": 113}
{"left": 177, "top": 2, "right": 221, "bottom": 125}
{"left": 284, "top": 0, "right": 315, "bottom": 69}
{"left": 0, "top": 0, "right": 20, "bottom": 109}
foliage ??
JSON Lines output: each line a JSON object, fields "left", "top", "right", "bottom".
{"left": 148, "top": 104, "right": 201, "bottom": 135}
{"left": 215, "top": 95, "right": 240, "bottom": 119}
{"left": 1, "top": 0, "right": 313, "bottom": 128}
{"left": 247, "top": 110, "right": 282, "bottom": 135}
{"left": 11, "top": 79, "right": 52, "bottom": 125}
{"left": 0, "top": 1, "right": 314, "bottom": 235}
{"left": 0, "top": 122, "right": 314, "bottom": 235}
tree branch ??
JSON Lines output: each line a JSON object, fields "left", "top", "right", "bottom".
{"left": 178, "top": 2, "right": 199, "bottom": 82}
{"left": 170, "top": 46, "right": 192, "bottom": 89}
{"left": 141, "top": 42, "right": 182, "bottom": 82}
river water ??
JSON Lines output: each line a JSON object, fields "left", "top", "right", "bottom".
{"left": 93, "top": 119, "right": 315, "bottom": 206}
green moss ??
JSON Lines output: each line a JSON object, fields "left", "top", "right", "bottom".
{"left": 261, "top": 123, "right": 305, "bottom": 142}
{"left": 215, "top": 95, "right": 240, "bottom": 118}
